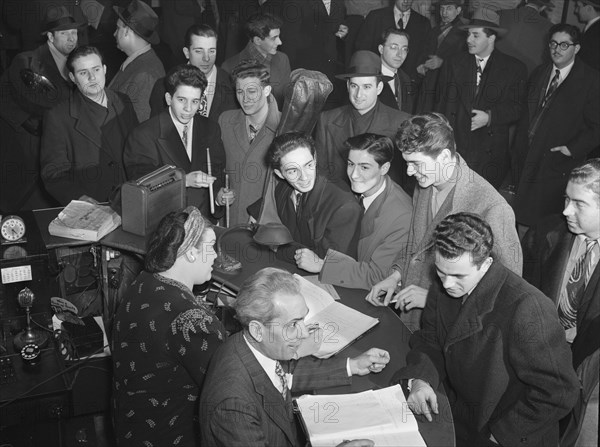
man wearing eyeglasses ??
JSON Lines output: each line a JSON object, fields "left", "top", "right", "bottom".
{"left": 514, "top": 23, "right": 600, "bottom": 231}
{"left": 377, "top": 28, "right": 415, "bottom": 114}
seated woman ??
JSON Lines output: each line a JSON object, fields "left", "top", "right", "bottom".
{"left": 295, "top": 133, "right": 413, "bottom": 290}
{"left": 111, "top": 206, "right": 225, "bottom": 447}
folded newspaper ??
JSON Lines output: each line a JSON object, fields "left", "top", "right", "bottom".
{"left": 49, "top": 200, "right": 121, "bottom": 242}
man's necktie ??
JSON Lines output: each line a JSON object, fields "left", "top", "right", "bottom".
{"left": 558, "top": 239, "right": 598, "bottom": 329}
{"left": 475, "top": 59, "right": 483, "bottom": 96}
{"left": 541, "top": 69, "right": 560, "bottom": 109}
{"left": 275, "top": 361, "right": 288, "bottom": 399}
{"left": 359, "top": 195, "right": 365, "bottom": 213}
{"left": 198, "top": 91, "right": 208, "bottom": 117}
{"left": 248, "top": 124, "right": 259, "bottom": 144}
{"left": 295, "top": 192, "right": 304, "bottom": 227}
{"left": 182, "top": 124, "right": 188, "bottom": 148}
{"left": 397, "top": 13, "right": 404, "bottom": 30}
{"left": 322, "top": 0, "right": 331, "bottom": 15}
{"left": 394, "top": 73, "right": 402, "bottom": 111}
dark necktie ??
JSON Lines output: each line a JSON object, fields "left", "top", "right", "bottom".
{"left": 541, "top": 69, "right": 560, "bottom": 109}
{"left": 275, "top": 361, "right": 288, "bottom": 399}
{"left": 248, "top": 124, "right": 259, "bottom": 144}
{"left": 475, "top": 58, "right": 484, "bottom": 96}
{"left": 394, "top": 73, "right": 402, "bottom": 111}
{"left": 359, "top": 195, "right": 365, "bottom": 213}
{"left": 397, "top": 13, "right": 404, "bottom": 30}
{"left": 558, "top": 239, "right": 597, "bottom": 329}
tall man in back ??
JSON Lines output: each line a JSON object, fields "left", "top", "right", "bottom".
{"left": 377, "top": 28, "right": 415, "bottom": 114}
{"left": 392, "top": 212, "right": 578, "bottom": 446}
{"left": 523, "top": 159, "right": 600, "bottom": 447}
{"left": 366, "top": 113, "right": 521, "bottom": 332}
{"left": 436, "top": 9, "right": 527, "bottom": 188}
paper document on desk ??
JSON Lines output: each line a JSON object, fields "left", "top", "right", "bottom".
{"left": 295, "top": 385, "right": 426, "bottom": 447}
{"left": 294, "top": 274, "right": 378, "bottom": 359}
{"left": 49, "top": 200, "right": 121, "bottom": 242}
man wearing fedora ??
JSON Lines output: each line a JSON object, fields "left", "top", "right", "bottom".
{"left": 497, "top": 0, "right": 554, "bottom": 76}
{"left": 435, "top": 8, "right": 527, "bottom": 189}
{"left": 109, "top": 0, "right": 165, "bottom": 122}
{"left": 0, "top": 4, "right": 83, "bottom": 211}
{"left": 574, "top": 0, "right": 600, "bottom": 71}
{"left": 314, "top": 50, "right": 411, "bottom": 192}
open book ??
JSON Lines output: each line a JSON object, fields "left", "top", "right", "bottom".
{"left": 295, "top": 385, "right": 426, "bottom": 447}
{"left": 294, "top": 274, "right": 378, "bottom": 359}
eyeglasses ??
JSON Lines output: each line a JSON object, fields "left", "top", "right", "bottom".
{"left": 549, "top": 40, "right": 577, "bottom": 51}
{"left": 385, "top": 44, "right": 409, "bottom": 54}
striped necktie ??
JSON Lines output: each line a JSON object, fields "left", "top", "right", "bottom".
{"left": 275, "top": 361, "right": 288, "bottom": 399}
{"left": 541, "top": 69, "right": 560, "bottom": 109}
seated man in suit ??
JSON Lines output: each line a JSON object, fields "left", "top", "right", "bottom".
{"left": 41, "top": 46, "right": 138, "bottom": 205}
{"left": 124, "top": 64, "right": 233, "bottom": 221}
{"left": 377, "top": 28, "right": 415, "bottom": 114}
{"left": 221, "top": 12, "right": 291, "bottom": 108}
{"left": 366, "top": 113, "right": 521, "bottom": 332}
{"left": 295, "top": 133, "right": 413, "bottom": 290}
{"left": 523, "top": 159, "right": 600, "bottom": 447}
{"left": 393, "top": 212, "right": 578, "bottom": 446}
{"left": 149, "top": 24, "right": 237, "bottom": 121}
{"left": 199, "top": 267, "right": 389, "bottom": 447}
{"left": 314, "top": 50, "right": 411, "bottom": 191}
{"left": 260, "top": 131, "right": 362, "bottom": 263}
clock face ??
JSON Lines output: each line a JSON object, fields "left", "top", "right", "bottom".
{"left": 1, "top": 215, "right": 26, "bottom": 242}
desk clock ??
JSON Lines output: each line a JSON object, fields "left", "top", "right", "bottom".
{"left": 1, "top": 215, "right": 27, "bottom": 245}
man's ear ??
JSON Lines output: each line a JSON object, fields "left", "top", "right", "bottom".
{"left": 380, "top": 161, "right": 390, "bottom": 176}
{"left": 480, "top": 257, "right": 493, "bottom": 274}
{"left": 378, "top": 44, "right": 384, "bottom": 56}
{"left": 263, "top": 84, "right": 272, "bottom": 98}
{"left": 165, "top": 92, "right": 172, "bottom": 106}
{"left": 248, "top": 320, "right": 263, "bottom": 342}
{"left": 376, "top": 80, "right": 384, "bottom": 96}
{"left": 47, "top": 31, "right": 54, "bottom": 43}
{"left": 183, "top": 46, "right": 190, "bottom": 60}
{"left": 252, "top": 36, "right": 263, "bottom": 47}
{"left": 69, "top": 72, "right": 75, "bottom": 83}
{"left": 274, "top": 168, "right": 284, "bottom": 180}
{"left": 103, "top": 65, "right": 107, "bottom": 76}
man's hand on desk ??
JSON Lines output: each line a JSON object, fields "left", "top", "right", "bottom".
{"left": 349, "top": 348, "right": 390, "bottom": 376}
{"left": 365, "top": 271, "right": 401, "bottom": 307}
{"left": 407, "top": 379, "right": 439, "bottom": 422}
{"left": 295, "top": 248, "right": 324, "bottom": 273}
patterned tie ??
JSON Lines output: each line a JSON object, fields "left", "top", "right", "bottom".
{"left": 295, "top": 192, "right": 304, "bottom": 228}
{"left": 541, "top": 69, "right": 560, "bottom": 109}
{"left": 197, "top": 91, "right": 208, "bottom": 117}
{"left": 182, "top": 124, "right": 188, "bottom": 148}
{"left": 275, "top": 361, "right": 288, "bottom": 399}
{"left": 322, "top": 0, "right": 331, "bottom": 15}
{"left": 475, "top": 59, "right": 484, "bottom": 96}
{"left": 558, "top": 239, "right": 598, "bottom": 329}
{"left": 248, "top": 124, "right": 259, "bottom": 144}
{"left": 397, "top": 13, "right": 404, "bottom": 30}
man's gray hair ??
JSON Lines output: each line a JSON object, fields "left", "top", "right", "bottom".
{"left": 233, "top": 268, "right": 301, "bottom": 328}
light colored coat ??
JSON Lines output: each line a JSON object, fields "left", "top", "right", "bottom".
{"left": 320, "top": 177, "right": 412, "bottom": 289}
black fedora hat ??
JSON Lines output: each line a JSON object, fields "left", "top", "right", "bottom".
{"left": 336, "top": 51, "right": 384, "bottom": 80}
{"left": 41, "top": 5, "right": 85, "bottom": 35}
{"left": 113, "top": 0, "right": 159, "bottom": 45}
{"left": 460, "top": 8, "right": 507, "bottom": 37}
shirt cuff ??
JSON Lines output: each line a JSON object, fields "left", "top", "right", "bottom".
{"left": 346, "top": 358, "right": 352, "bottom": 376}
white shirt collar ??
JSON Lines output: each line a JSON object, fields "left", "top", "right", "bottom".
{"left": 394, "top": 6, "right": 411, "bottom": 23}
{"left": 243, "top": 333, "right": 292, "bottom": 393}
{"left": 475, "top": 54, "right": 491, "bottom": 70}
{"left": 551, "top": 59, "right": 575, "bottom": 85}
{"left": 362, "top": 178, "right": 386, "bottom": 211}
{"left": 381, "top": 63, "right": 396, "bottom": 77}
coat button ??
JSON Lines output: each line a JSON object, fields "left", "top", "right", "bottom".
{"left": 108, "top": 161, "right": 115, "bottom": 167}
{"left": 520, "top": 437, "right": 527, "bottom": 443}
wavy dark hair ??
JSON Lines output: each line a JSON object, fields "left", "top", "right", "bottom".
{"left": 433, "top": 212, "right": 493, "bottom": 267}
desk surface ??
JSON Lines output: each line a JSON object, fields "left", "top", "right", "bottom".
{"left": 212, "top": 229, "right": 455, "bottom": 447}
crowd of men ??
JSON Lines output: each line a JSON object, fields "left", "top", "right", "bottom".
{"left": 1, "top": 1, "right": 598, "bottom": 446}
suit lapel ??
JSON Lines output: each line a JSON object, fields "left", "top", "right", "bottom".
{"left": 157, "top": 112, "right": 192, "bottom": 170}
{"left": 234, "top": 334, "right": 297, "bottom": 445}
{"left": 70, "top": 91, "right": 102, "bottom": 149}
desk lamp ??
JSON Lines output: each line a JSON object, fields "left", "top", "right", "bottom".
{"left": 213, "top": 223, "right": 293, "bottom": 275}
{"left": 13, "top": 287, "right": 49, "bottom": 351}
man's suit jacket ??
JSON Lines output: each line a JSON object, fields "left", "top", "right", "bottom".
{"left": 514, "top": 58, "right": 600, "bottom": 226}
{"left": 0, "top": 42, "right": 74, "bottom": 210}
{"left": 497, "top": 6, "right": 553, "bottom": 75}
{"left": 219, "top": 97, "right": 281, "bottom": 225}
{"left": 436, "top": 49, "right": 527, "bottom": 188}
{"left": 393, "top": 261, "right": 579, "bottom": 446}
{"left": 149, "top": 67, "right": 237, "bottom": 121}
{"left": 378, "top": 68, "right": 415, "bottom": 114}
{"left": 314, "top": 101, "right": 411, "bottom": 188}
{"left": 275, "top": 175, "right": 362, "bottom": 260}
{"left": 579, "top": 19, "right": 600, "bottom": 72}
{"left": 320, "top": 176, "right": 412, "bottom": 289}
{"left": 522, "top": 216, "right": 600, "bottom": 446}
{"left": 392, "top": 156, "right": 522, "bottom": 331}
{"left": 108, "top": 49, "right": 165, "bottom": 122}
{"left": 355, "top": 6, "right": 431, "bottom": 82}
{"left": 123, "top": 110, "right": 226, "bottom": 218}
{"left": 199, "top": 331, "right": 351, "bottom": 447}
{"left": 41, "top": 89, "right": 138, "bottom": 205}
